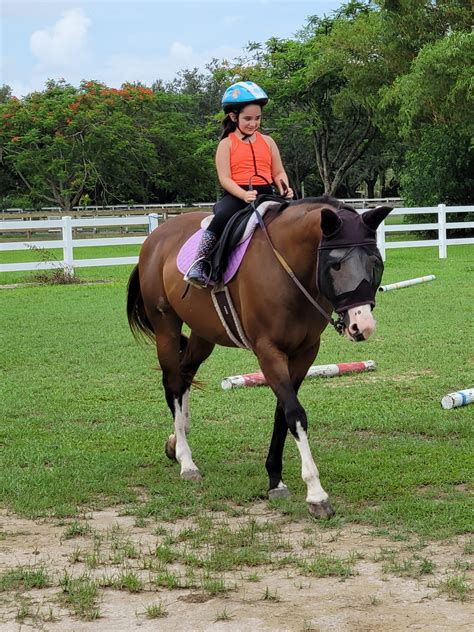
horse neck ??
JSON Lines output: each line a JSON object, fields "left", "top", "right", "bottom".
{"left": 272, "top": 206, "right": 322, "bottom": 283}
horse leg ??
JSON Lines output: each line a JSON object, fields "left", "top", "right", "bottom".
{"left": 266, "top": 403, "right": 290, "bottom": 500}
{"left": 164, "top": 333, "right": 190, "bottom": 461}
{"left": 164, "top": 331, "right": 215, "bottom": 481}
{"left": 150, "top": 313, "right": 199, "bottom": 479}
{"left": 257, "top": 343, "right": 334, "bottom": 519}
{"left": 289, "top": 347, "right": 335, "bottom": 518}
{"left": 266, "top": 349, "right": 318, "bottom": 500}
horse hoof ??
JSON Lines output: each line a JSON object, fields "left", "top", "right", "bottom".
{"left": 181, "top": 469, "right": 202, "bottom": 482}
{"left": 308, "top": 499, "right": 335, "bottom": 520}
{"left": 165, "top": 435, "right": 177, "bottom": 461}
{"left": 268, "top": 485, "right": 291, "bottom": 500}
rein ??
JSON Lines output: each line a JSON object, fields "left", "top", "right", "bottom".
{"left": 250, "top": 200, "right": 344, "bottom": 336}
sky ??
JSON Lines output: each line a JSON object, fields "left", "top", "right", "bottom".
{"left": 2, "top": 0, "right": 342, "bottom": 97}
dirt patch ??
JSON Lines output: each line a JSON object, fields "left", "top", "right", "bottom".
{"left": 1, "top": 505, "right": 472, "bottom": 631}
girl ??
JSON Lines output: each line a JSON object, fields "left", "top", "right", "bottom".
{"left": 184, "top": 81, "right": 293, "bottom": 288}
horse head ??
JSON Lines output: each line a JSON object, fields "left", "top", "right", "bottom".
{"left": 318, "top": 205, "right": 393, "bottom": 342}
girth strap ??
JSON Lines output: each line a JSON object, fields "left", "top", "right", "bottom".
{"left": 211, "top": 285, "right": 252, "bottom": 350}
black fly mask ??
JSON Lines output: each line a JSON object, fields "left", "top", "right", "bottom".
{"left": 317, "top": 206, "right": 393, "bottom": 314}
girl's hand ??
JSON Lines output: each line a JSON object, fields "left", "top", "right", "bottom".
{"left": 243, "top": 189, "right": 258, "bottom": 203}
{"left": 278, "top": 179, "right": 294, "bottom": 199}
{"left": 279, "top": 186, "right": 294, "bottom": 199}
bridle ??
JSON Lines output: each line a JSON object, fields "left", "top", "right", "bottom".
{"left": 247, "top": 177, "right": 345, "bottom": 336}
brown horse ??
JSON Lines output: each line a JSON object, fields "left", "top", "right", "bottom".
{"left": 127, "top": 196, "right": 392, "bottom": 519}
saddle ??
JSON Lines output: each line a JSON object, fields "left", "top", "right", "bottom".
{"left": 205, "top": 193, "right": 289, "bottom": 283}
{"left": 177, "top": 193, "right": 289, "bottom": 350}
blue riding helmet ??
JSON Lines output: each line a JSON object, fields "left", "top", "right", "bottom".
{"left": 221, "top": 81, "right": 269, "bottom": 113}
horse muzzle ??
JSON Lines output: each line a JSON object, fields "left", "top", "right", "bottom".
{"left": 341, "top": 304, "right": 376, "bottom": 342}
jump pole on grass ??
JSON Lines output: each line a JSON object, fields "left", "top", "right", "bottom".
{"left": 379, "top": 275, "right": 435, "bottom": 292}
{"left": 441, "top": 388, "right": 474, "bottom": 410}
{"left": 221, "top": 360, "right": 376, "bottom": 390}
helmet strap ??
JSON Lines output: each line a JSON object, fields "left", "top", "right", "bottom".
{"left": 230, "top": 112, "right": 250, "bottom": 140}
{"left": 235, "top": 114, "right": 254, "bottom": 141}
{"left": 238, "top": 126, "right": 252, "bottom": 141}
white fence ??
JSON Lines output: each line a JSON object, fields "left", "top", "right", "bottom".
{"left": 0, "top": 197, "right": 402, "bottom": 215}
{"left": 376, "top": 204, "right": 473, "bottom": 260}
{"left": 0, "top": 214, "right": 160, "bottom": 273}
{"left": 0, "top": 204, "right": 472, "bottom": 274}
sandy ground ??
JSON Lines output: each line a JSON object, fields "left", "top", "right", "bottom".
{"left": 1, "top": 504, "right": 472, "bottom": 632}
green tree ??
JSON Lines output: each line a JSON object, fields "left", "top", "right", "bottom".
{"left": 377, "top": 0, "right": 471, "bottom": 72}
{"left": 148, "top": 91, "right": 216, "bottom": 203}
{"left": 383, "top": 31, "right": 473, "bottom": 205}
{"left": 247, "top": 5, "right": 397, "bottom": 195}
{"left": 0, "top": 80, "right": 162, "bottom": 210}
{"left": 0, "top": 85, "right": 12, "bottom": 103}
{"left": 162, "top": 60, "right": 228, "bottom": 121}
{"left": 261, "top": 0, "right": 471, "bottom": 198}
{"left": 400, "top": 126, "right": 473, "bottom": 206}
{"left": 386, "top": 31, "right": 472, "bottom": 140}
{"left": 86, "top": 81, "right": 163, "bottom": 205}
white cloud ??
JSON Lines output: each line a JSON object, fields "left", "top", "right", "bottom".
{"left": 7, "top": 39, "right": 242, "bottom": 97}
{"left": 30, "top": 8, "right": 91, "bottom": 68}
{"left": 169, "top": 41, "right": 194, "bottom": 60}
{"left": 223, "top": 15, "right": 243, "bottom": 26}
{"left": 103, "top": 42, "right": 242, "bottom": 86}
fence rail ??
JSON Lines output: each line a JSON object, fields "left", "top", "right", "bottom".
{"left": 0, "top": 197, "right": 404, "bottom": 218}
{"left": 0, "top": 204, "right": 472, "bottom": 274}
{"left": 376, "top": 205, "right": 473, "bottom": 260}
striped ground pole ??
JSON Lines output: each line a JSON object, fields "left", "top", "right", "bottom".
{"left": 441, "top": 388, "right": 474, "bottom": 409}
{"left": 221, "top": 360, "right": 376, "bottom": 390}
{"left": 379, "top": 275, "right": 435, "bottom": 292}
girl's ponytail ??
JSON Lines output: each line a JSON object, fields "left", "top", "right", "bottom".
{"left": 220, "top": 114, "right": 237, "bottom": 140}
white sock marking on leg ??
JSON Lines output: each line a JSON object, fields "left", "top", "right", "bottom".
{"left": 174, "top": 392, "right": 199, "bottom": 475}
{"left": 295, "top": 421, "right": 328, "bottom": 504}
{"left": 182, "top": 389, "right": 190, "bottom": 434}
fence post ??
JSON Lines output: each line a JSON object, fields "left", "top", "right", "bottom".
{"left": 62, "top": 215, "right": 74, "bottom": 276}
{"left": 148, "top": 213, "right": 160, "bottom": 234}
{"left": 438, "top": 203, "right": 447, "bottom": 259}
{"left": 377, "top": 221, "right": 386, "bottom": 262}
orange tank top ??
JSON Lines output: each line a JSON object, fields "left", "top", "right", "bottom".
{"left": 229, "top": 132, "right": 273, "bottom": 186}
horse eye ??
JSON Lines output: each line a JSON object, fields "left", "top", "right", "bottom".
{"left": 332, "top": 262, "right": 341, "bottom": 271}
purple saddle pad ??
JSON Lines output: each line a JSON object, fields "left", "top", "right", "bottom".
{"left": 177, "top": 229, "right": 252, "bottom": 285}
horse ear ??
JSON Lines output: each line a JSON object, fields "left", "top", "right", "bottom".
{"left": 362, "top": 206, "right": 393, "bottom": 231}
{"left": 320, "top": 208, "right": 342, "bottom": 237}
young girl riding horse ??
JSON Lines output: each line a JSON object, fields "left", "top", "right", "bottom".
{"left": 184, "top": 81, "right": 294, "bottom": 288}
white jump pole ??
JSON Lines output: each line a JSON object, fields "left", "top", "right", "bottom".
{"left": 379, "top": 275, "right": 435, "bottom": 292}
{"left": 441, "top": 388, "right": 474, "bottom": 410}
{"left": 221, "top": 360, "right": 376, "bottom": 390}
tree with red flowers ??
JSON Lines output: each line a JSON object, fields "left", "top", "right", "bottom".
{"left": 0, "top": 80, "right": 161, "bottom": 211}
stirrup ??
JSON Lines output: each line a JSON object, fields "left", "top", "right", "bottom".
{"left": 184, "top": 259, "right": 210, "bottom": 289}
{"left": 185, "top": 276, "right": 208, "bottom": 289}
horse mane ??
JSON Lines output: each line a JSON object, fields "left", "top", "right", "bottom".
{"left": 289, "top": 196, "right": 357, "bottom": 214}
{"left": 291, "top": 195, "right": 341, "bottom": 207}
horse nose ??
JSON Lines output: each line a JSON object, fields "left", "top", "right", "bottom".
{"left": 345, "top": 304, "right": 376, "bottom": 341}
{"left": 349, "top": 323, "right": 365, "bottom": 342}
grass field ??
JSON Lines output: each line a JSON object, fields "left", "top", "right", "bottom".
{"left": 1, "top": 245, "right": 473, "bottom": 540}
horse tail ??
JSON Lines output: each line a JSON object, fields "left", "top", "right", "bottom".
{"left": 126, "top": 265, "right": 155, "bottom": 342}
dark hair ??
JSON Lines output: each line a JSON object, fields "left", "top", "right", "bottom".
{"left": 219, "top": 103, "right": 263, "bottom": 140}
{"left": 220, "top": 113, "right": 238, "bottom": 140}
